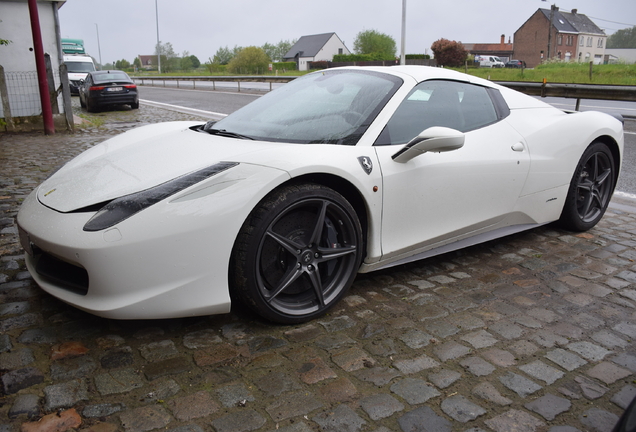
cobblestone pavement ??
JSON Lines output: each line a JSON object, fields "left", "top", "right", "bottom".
{"left": 1, "top": 101, "right": 636, "bottom": 432}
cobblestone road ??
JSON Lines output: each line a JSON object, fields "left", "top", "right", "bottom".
{"left": 1, "top": 101, "right": 636, "bottom": 432}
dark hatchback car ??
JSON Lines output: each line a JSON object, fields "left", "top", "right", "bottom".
{"left": 79, "top": 70, "right": 139, "bottom": 112}
{"left": 505, "top": 59, "right": 526, "bottom": 68}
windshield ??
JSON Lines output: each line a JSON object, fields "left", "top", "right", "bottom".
{"left": 94, "top": 72, "right": 130, "bottom": 82}
{"left": 212, "top": 70, "right": 402, "bottom": 145}
{"left": 66, "top": 61, "right": 95, "bottom": 73}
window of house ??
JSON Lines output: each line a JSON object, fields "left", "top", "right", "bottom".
{"left": 597, "top": 38, "right": 603, "bottom": 48}
{"left": 557, "top": 35, "right": 563, "bottom": 45}
{"left": 579, "top": 38, "right": 584, "bottom": 46}
{"left": 566, "top": 35, "right": 574, "bottom": 46}
{"left": 338, "top": 48, "right": 343, "bottom": 55}
{"left": 587, "top": 37, "right": 593, "bottom": 47}
{"left": 374, "top": 80, "right": 502, "bottom": 146}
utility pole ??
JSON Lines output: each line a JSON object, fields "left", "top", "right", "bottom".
{"left": 95, "top": 24, "right": 102, "bottom": 68}
{"left": 400, "top": 0, "right": 406, "bottom": 65}
{"left": 546, "top": 4, "right": 557, "bottom": 62}
{"left": 155, "top": 0, "right": 161, "bottom": 73}
{"left": 27, "top": 0, "right": 54, "bottom": 134}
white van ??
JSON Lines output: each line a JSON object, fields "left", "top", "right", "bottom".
{"left": 475, "top": 55, "right": 505, "bottom": 68}
{"left": 63, "top": 54, "right": 96, "bottom": 94}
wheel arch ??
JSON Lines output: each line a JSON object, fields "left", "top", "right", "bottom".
{"left": 280, "top": 173, "right": 370, "bottom": 256}
{"left": 592, "top": 134, "right": 621, "bottom": 185}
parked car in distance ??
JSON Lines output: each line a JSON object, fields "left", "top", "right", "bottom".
{"left": 505, "top": 59, "right": 526, "bottom": 68}
{"left": 475, "top": 55, "right": 505, "bottom": 68}
{"left": 64, "top": 54, "right": 96, "bottom": 95}
{"left": 79, "top": 70, "right": 139, "bottom": 113}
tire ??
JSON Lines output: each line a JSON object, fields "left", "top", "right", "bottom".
{"left": 131, "top": 100, "right": 139, "bottom": 109}
{"left": 558, "top": 142, "right": 615, "bottom": 232}
{"left": 86, "top": 98, "right": 98, "bottom": 113}
{"left": 231, "top": 183, "right": 363, "bottom": 324}
{"left": 79, "top": 95, "right": 86, "bottom": 108}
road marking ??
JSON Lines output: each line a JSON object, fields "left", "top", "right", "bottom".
{"left": 624, "top": 131, "right": 636, "bottom": 135}
{"left": 139, "top": 99, "right": 228, "bottom": 119}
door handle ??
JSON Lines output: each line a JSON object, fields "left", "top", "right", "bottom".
{"left": 511, "top": 142, "right": 525, "bottom": 152}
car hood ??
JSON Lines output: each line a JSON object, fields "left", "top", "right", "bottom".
{"left": 37, "top": 122, "right": 285, "bottom": 212}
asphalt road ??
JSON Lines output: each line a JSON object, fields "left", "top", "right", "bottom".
{"left": 139, "top": 86, "right": 259, "bottom": 119}
{"left": 137, "top": 86, "right": 636, "bottom": 196}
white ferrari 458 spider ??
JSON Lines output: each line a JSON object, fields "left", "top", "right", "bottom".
{"left": 17, "top": 66, "right": 624, "bottom": 323}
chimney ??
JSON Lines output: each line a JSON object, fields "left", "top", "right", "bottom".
{"left": 501, "top": 34, "right": 505, "bottom": 45}
{"left": 571, "top": 8, "right": 577, "bottom": 14}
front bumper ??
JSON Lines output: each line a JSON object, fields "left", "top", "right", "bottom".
{"left": 17, "top": 163, "right": 289, "bottom": 319}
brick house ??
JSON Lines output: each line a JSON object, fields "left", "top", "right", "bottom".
{"left": 513, "top": 7, "right": 606, "bottom": 68}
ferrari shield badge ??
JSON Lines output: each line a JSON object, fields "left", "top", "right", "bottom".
{"left": 358, "top": 156, "right": 373, "bottom": 175}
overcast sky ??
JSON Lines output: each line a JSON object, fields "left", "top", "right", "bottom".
{"left": 58, "top": 0, "right": 636, "bottom": 65}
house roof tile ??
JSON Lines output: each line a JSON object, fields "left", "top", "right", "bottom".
{"left": 284, "top": 33, "right": 336, "bottom": 58}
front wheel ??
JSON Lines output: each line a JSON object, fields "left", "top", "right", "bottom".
{"left": 231, "top": 183, "right": 363, "bottom": 324}
{"left": 558, "top": 142, "right": 615, "bottom": 231}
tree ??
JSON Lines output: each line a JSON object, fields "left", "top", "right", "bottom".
{"left": 115, "top": 59, "right": 131, "bottom": 70}
{"left": 0, "top": 20, "right": 10, "bottom": 45}
{"left": 180, "top": 50, "right": 193, "bottom": 71}
{"left": 213, "top": 46, "right": 234, "bottom": 65}
{"left": 155, "top": 41, "right": 178, "bottom": 72}
{"left": 276, "top": 39, "right": 296, "bottom": 61}
{"left": 607, "top": 26, "right": 636, "bottom": 48}
{"left": 133, "top": 57, "right": 142, "bottom": 70}
{"left": 227, "top": 46, "right": 270, "bottom": 74}
{"left": 189, "top": 55, "right": 201, "bottom": 69}
{"left": 262, "top": 42, "right": 276, "bottom": 61}
{"left": 430, "top": 38, "right": 468, "bottom": 67}
{"left": 261, "top": 39, "right": 296, "bottom": 62}
{"left": 353, "top": 29, "right": 396, "bottom": 60}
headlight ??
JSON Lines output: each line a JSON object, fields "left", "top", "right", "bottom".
{"left": 83, "top": 162, "right": 238, "bottom": 232}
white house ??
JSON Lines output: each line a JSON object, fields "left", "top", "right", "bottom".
{"left": 283, "top": 33, "right": 351, "bottom": 71}
{"left": 0, "top": 0, "right": 65, "bottom": 72}
{"left": 0, "top": 0, "right": 71, "bottom": 131}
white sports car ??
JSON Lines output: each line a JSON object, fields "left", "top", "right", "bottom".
{"left": 17, "top": 66, "right": 624, "bottom": 323}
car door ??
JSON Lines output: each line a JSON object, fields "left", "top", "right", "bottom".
{"left": 374, "top": 79, "right": 530, "bottom": 261}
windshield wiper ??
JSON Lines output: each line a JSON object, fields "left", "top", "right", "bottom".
{"left": 205, "top": 127, "right": 254, "bottom": 140}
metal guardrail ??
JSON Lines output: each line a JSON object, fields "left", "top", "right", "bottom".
{"left": 496, "top": 81, "right": 636, "bottom": 110}
{"left": 135, "top": 76, "right": 294, "bottom": 92}
{"left": 134, "top": 75, "right": 636, "bottom": 108}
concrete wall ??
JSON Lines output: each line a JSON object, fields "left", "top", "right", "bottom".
{"left": 0, "top": 1, "right": 62, "bottom": 73}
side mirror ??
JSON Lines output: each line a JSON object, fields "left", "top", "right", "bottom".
{"left": 79, "top": 79, "right": 85, "bottom": 84}
{"left": 392, "top": 127, "right": 465, "bottom": 163}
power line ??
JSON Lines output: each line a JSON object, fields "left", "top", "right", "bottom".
{"left": 586, "top": 16, "right": 635, "bottom": 27}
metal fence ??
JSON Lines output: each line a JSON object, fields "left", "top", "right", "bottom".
{"left": 0, "top": 70, "right": 62, "bottom": 117}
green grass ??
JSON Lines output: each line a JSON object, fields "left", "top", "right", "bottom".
{"left": 451, "top": 62, "right": 636, "bottom": 85}
{"left": 129, "top": 62, "right": 636, "bottom": 85}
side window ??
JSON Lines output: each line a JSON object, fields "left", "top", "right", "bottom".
{"left": 375, "top": 80, "right": 500, "bottom": 146}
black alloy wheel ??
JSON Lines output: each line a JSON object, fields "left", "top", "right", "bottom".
{"left": 232, "top": 183, "right": 363, "bottom": 324}
{"left": 559, "top": 142, "right": 615, "bottom": 231}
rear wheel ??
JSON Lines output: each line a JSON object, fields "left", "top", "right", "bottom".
{"left": 231, "top": 183, "right": 363, "bottom": 324}
{"left": 131, "top": 100, "right": 139, "bottom": 109}
{"left": 558, "top": 142, "right": 615, "bottom": 231}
